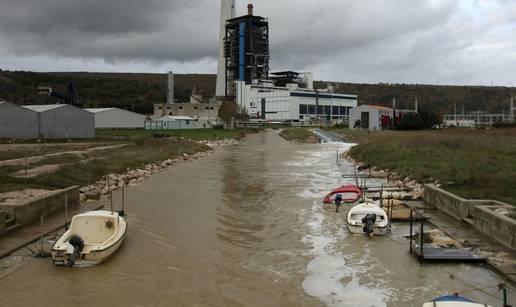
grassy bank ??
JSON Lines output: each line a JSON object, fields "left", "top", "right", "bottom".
{"left": 0, "top": 128, "right": 248, "bottom": 193}
{"left": 279, "top": 128, "right": 319, "bottom": 143}
{"left": 96, "top": 128, "right": 248, "bottom": 141}
{"left": 330, "top": 128, "right": 516, "bottom": 205}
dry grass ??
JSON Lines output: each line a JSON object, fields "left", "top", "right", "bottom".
{"left": 331, "top": 128, "right": 516, "bottom": 205}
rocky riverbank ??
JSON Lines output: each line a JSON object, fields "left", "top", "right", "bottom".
{"left": 79, "top": 138, "right": 239, "bottom": 203}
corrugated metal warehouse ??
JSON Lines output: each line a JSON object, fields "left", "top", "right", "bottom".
{"left": 85, "top": 108, "right": 146, "bottom": 129}
{"left": 0, "top": 101, "right": 39, "bottom": 138}
{"left": 23, "top": 105, "right": 95, "bottom": 139}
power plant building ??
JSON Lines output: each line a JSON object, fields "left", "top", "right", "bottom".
{"left": 218, "top": 3, "right": 358, "bottom": 122}
{"left": 223, "top": 4, "right": 269, "bottom": 97}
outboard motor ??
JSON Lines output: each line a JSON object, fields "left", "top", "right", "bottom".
{"left": 362, "top": 214, "right": 377, "bottom": 236}
{"left": 68, "top": 235, "right": 85, "bottom": 267}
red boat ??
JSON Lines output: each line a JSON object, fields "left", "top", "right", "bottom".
{"left": 323, "top": 185, "right": 363, "bottom": 204}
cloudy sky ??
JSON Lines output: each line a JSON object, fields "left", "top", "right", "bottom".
{"left": 0, "top": 0, "right": 515, "bottom": 86}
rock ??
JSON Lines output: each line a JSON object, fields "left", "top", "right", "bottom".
{"left": 101, "top": 187, "right": 109, "bottom": 195}
{"left": 79, "top": 186, "right": 90, "bottom": 193}
{"left": 129, "top": 179, "right": 138, "bottom": 185}
{"left": 86, "top": 190, "right": 101, "bottom": 200}
{"left": 494, "top": 208, "right": 511, "bottom": 217}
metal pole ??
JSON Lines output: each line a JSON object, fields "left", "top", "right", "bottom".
{"left": 409, "top": 210, "right": 413, "bottom": 254}
{"left": 64, "top": 193, "right": 68, "bottom": 230}
{"left": 420, "top": 220, "right": 424, "bottom": 261}
{"left": 24, "top": 153, "right": 28, "bottom": 184}
{"left": 122, "top": 184, "right": 125, "bottom": 213}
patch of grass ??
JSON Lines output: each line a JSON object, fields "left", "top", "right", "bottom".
{"left": 279, "top": 128, "right": 318, "bottom": 143}
{"left": 331, "top": 128, "right": 516, "bottom": 205}
{"left": 0, "top": 138, "right": 209, "bottom": 192}
{"left": 95, "top": 128, "right": 247, "bottom": 141}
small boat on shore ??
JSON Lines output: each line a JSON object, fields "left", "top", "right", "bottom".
{"left": 346, "top": 202, "right": 389, "bottom": 236}
{"left": 323, "top": 185, "right": 362, "bottom": 205}
{"left": 422, "top": 295, "right": 493, "bottom": 306}
{"left": 52, "top": 210, "right": 127, "bottom": 267}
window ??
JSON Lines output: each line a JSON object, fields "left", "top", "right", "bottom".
{"left": 308, "top": 105, "right": 316, "bottom": 114}
{"left": 339, "top": 106, "right": 347, "bottom": 115}
{"left": 299, "top": 104, "right": 307, "bottom": 114}
{"left": 179, "top": 106, "right": 183, "bottom": 110}
{"left": 210, "top": 107, "right": 214, "bottom": 110}
{"left": 300, "top": 115, "right": 304, "bottom": 120}
{"left": 194, "top": 106, "right": 198, "bottom": 110}
{"left": 158, "top": 106, "right": 162, "bottom": 110}
{"left": 332, "top": 106, "right": 339, "bottom": 115}
{"left": 324, "top": 106, "right": 331, "bottom": 115}
{"left": 205, "top": 107, "right": 209, "bottom": 110}
{"left": 186, "top": 120, "right": 190, "bottom": 125}
{"left": 169, "top": 112, "right": 172, "bottom": 115}
{"left": 317, "top": 105, "right": 324, "bottom": 115}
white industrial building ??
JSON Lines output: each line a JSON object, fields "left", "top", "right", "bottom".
{"left": 145, "top": 116, "right": 199, "bottom": 130}
{"left": 23, "top": 104, "right": 95, "bottom": 139}
{"left": 349, "top": 105, "right": 394, "bottom": 131}
{"left": 0, "top": 101, "right": 39, "bottom": 138}
{"left": 86, "top": 108, "right": 146, "bottom": 129}
{"left": 236, "top": 80, "right": 358, "bottom": 122}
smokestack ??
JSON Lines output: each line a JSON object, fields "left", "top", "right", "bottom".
{"left": 248, "top": 4, "right": 253, "bottom": 16}
{"left": 216, "top": 0, "right": 236, "bottom": 97}
{"left": 167, "top": 71, "right": 174, "bottom": 104}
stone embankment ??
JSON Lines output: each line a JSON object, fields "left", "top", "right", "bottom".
{"left": 79, "top": 138, "right": 238, "bottom": 202}
{"left": 343, "top": 153, "right": 428, "bottom": 201}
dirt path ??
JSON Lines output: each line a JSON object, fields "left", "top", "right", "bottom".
{"left": 0, "top": 144, "right": 127, "bottom": 167}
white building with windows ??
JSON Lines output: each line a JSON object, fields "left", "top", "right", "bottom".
{"left": 145, "top": 116, "right": 198, "bottom": 130}
{"left": 235, "top": 80, "right": 357, "bottom": 122}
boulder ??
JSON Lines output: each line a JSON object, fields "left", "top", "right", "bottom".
{"left": 86, "top": 190, "right": 101, "bottom": 200}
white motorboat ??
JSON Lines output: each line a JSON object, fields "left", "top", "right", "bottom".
{"left": 422, "top": 295, "right": 493, "bottom": 306}
{"left": 346, "top": 202, "right": 389, "bottom": 236}
{"left": 52, "top": 210, "right": 127, "bottom": 267}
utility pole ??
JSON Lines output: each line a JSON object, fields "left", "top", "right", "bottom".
{"left": 511, "top": 94, "right": 514, "bottom": 122}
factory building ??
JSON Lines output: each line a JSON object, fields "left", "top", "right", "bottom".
{"left": 0, "top": 101, "right": 39, "bottom": 139}
{"left": 145, "top": 116, "right": 198, "bottom": 130}
{"left": 236, "top": 79, "right": 357, "bottom": 122}
{"left": 218, "top": 3, "right": 358, "bottom": 122}
{"left": 223, "top": 4, "right": 269, "bottom": 97}
{"left": 23, "top": 105, "right": 95, "bottom": 139}
{"left": 349, "top": 104, "right": 418, "bottom": 130}
{"left": 86, "top": 108, "right": 146, "bottom": 129}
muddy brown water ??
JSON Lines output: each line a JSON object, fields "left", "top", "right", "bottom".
{"left": 1, "top": 131, "right": 515, "bottom": 307}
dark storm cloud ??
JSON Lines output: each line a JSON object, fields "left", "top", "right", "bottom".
{"left": 0, "top": 0, "right": 218, "bottom": 61}
{"left": 0, "top": 0, "right": 515, "bottom": 85}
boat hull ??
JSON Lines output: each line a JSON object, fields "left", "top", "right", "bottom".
{"left": 52, "top": 236, "right": 124, "bottom": 267}
{"left": 347, "top": 224, "right": 388, "bottom": 236}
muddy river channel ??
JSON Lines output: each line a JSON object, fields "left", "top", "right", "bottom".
{"left": 1, "top": 131, "right": 515, "bottom": 306}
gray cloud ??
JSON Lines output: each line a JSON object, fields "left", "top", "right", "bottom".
{"left": 0, "top": 0, "right": 515, "bottom": 85}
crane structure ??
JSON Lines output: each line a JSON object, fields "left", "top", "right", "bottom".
{"left": 37, "top": 82, "right": 81, "bottom": 107}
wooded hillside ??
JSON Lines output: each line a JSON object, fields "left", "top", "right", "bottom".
{"left": 0, "top": 70, "right": 513, "bottom": 114}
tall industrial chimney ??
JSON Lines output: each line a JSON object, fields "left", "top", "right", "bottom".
{"left": 167, "top": 71, "right": 174, "bottom": 104}
{"left": 216, "top": 0, "right": 236, "bottom": 98}
{"left": 248, "top": 4, "right": 254, "bottom": 16}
